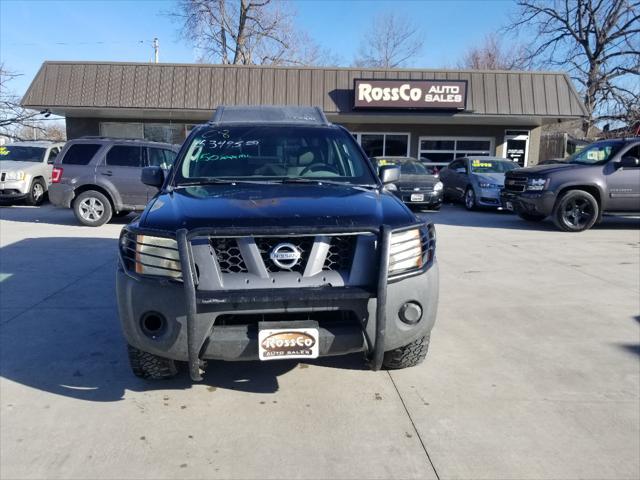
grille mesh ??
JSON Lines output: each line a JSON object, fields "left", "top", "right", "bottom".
{"left": 211, "top": 238, "right": 248, "bottom": 273}
{"left": 504, "top": 176, "right": 527, "bottom": 192}
{"left": 324, "top": 236, "right": 356, "bottom": 271}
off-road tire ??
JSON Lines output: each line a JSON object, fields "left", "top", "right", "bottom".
{"left": 26, "top": 178, "right": 46, "bottom": 206}
{"left": 517, "top": 212, "right": 546, "bottom": 222}
{"left": 552, "top": 190, "right": 599, "bottom": 232}
{"left": 383, "top": 334, "right": 430, "bottom": 370}
{"left": 464, "top": 187, "right": 476, "bottom": 211}
{"left": 127, "top": 344, "right": 178, "bottom": 380}
{"left": 73, "top": 190, "right": 113, "bottom": 227}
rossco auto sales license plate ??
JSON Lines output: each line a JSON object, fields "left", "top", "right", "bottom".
{"left": 258, "top": 328, "right": 319, "bottom": 361}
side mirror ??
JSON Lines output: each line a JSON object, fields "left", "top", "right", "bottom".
{"left": 619, "top": 156, "right": 640, "bottom": 168}
{"left": 141, "top": 166, "right": 165, "bottom": 188}
{"left": 455, "top": 167, "right": 467, "bottom": 174}
{"left": 379, "top": 165, "right": 401, "bottom": 184}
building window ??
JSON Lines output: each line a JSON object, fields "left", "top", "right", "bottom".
{"left": 144, "top": 124, "right": 184, "bottom": 145}
{"left": 100, "top": 122, "right": 186, "bottom": 145}
{"left": 100, "top": 122, "right": 144, "bottom": 139}
{"left": 418, "top": 136, "right": 494, "bottom": 162}
{"left": 353, "top": 132, "right": 410, "bottom": 157}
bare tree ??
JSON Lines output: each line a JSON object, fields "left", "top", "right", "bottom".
{"left": 509, "top": 0, "right": 640, "bottom": 137}
{"left": 1, "top": 65, "right": 44, "bottom": 140}
{"left": 458, "top": 33, "right": 529, "bottom": 70}
{"left": 353, "top": 12, "right": 424, "bottom": 68}
{"left": 172, "top": 0, "right": 335, "bottom": 65}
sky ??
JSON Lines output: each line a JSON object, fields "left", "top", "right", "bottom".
{"left": 0, "top": 0, "right": 519, "bottom": 96}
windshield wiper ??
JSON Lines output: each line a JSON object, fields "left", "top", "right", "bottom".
{"left": 277, "top": 178, "right": 378, "bottom": 189}
{"left": 174, "top": 179, "right": 278, "bottom": 188}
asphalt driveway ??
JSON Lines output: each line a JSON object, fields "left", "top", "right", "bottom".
{"left": 1, "top": 203, "right": 638, "bottom": 479}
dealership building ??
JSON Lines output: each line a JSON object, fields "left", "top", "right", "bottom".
{"left": 22, "top": 61, "right": 586, "bottom": 166}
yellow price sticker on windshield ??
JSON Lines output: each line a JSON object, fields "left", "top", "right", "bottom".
{"left": 0, "top": 147, "right": 9, "bottom": 156}
{"left": 472, "top": 159, "right": 492, "bottom": 168}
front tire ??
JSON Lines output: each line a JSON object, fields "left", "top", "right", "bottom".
{"left": 73, "top": 190, "right": 112, "bottom": 227}
{"left": 127, "top": 344, "right": 178, "bottom": 380}
{"left": 552, "top": 190, "right": 599, "bottom": 232}
{"left": 517, "top": 212, "right": 546, "bottom": 222}
{"left": 383, "top": 334, "right": 430, "bottom": 369}
{"left": 464, "top": 187, "right": 476, "bottom": 210}
{"left": 26, "top": 178, "right": 46, "bottom": 206}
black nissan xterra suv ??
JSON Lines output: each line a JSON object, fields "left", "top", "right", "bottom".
{"left": 117, "top": 106, "right": 438, "bottom": 381}
{"left": 501, "top": 137, "right": 640, "bottom": 232}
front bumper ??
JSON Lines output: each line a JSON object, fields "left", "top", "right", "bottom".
{"left": 500, "top": 190, "right": 556, "bottom": 216}
{"left": 48, "top": 183, "right": 75, "bottom": 208}
{"left": 116, "top": 224, "right": 439, "bottom": 380}
{"left": 0, "top": 180, "right": 29, "bottom": 199}
{"left": 476, "top": 188, "right": 502, "bottom": 207}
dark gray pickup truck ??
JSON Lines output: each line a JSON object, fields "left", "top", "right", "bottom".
{"left": 501, "top": 138, "right": 640, "bottom": 231}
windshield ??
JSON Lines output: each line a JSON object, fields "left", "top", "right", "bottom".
{"left": 399, "top": 161, "right": 434, "bottom": 176}
{"left": 565, "top": 141, "right": 624, "bottom": 165}
{"left": 175, "top": 125, "right": 377, "bottom": 185}
{"left": 0, "top": 146, "right": 46, "bottom": 163}
{"left": 470, "top": 159, "right": 519, "bottom": 173}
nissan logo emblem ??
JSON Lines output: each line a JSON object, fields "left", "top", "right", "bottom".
{"left": 270, "top": 243, "right": 301, "bottom": 269}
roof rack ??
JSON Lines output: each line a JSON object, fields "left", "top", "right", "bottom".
{"left": 210, "top": 105, "right": 330, "bottom": 126}
{"left": 78, "top": 136, "right": 171, "bottom": 144}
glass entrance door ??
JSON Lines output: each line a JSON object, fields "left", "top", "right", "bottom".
{"left": 503, "top": 130, "right": 530, "bottom": 167}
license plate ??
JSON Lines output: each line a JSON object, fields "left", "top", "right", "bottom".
{"left": 258, "top": 327, "right": 319, "bottom": 361}
{"left": 410, "top": 193, "right": 424, "bottom": 202}
{"left": 505, "top": 201, "right": 514, "bottom": 211}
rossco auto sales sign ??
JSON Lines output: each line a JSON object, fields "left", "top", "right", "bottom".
{"left": 354, "top": 79, "right": 467, "bottom": 110}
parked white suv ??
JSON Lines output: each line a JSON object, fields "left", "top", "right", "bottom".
{"left": 0, "top": 141, "right": 65, "bottom": 205}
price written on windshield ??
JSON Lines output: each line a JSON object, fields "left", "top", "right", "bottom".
{"left": 206, "top": 140, "right": 260, "bottom": 149}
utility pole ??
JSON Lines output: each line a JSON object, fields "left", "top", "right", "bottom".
{"left": 153, "top": 38, "right": 159, "bottom": 63}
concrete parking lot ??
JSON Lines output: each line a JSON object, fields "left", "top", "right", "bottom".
{"left": 1, "top": 203, "right": 638, "bottom": 480}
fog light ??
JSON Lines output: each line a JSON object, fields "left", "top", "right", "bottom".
{"left": 140, "top": 311, "right": 167, "bottom": 339}
{"left": 399, "top": 301, "right": 422, "bottom": 325}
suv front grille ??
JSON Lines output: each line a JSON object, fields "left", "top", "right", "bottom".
{"left": 504, "top": 176, "right": 527, "bottom": 192}
{"left": 210, "top": 234, "right": 358, "bottom": 275}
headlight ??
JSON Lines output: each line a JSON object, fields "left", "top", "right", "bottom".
{"left": 527, "top": 177, "right": 548, "bottom": 191}
{"left": 134, "top": 235, "right": 182, "bottom": 278}
{"left": 478, "top": 182, "right": 500, "bottom": 189}
{"left": 434, "top": 181, "right": 443, "bottom": 191}
{"left": 5, "top": 171, "right": 25, "bottom": 181}
{"left": 388, "top": 229, "right": 423, "bottom": 274}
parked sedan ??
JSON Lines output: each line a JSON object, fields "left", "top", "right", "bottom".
{"left": 440, "top": 156, "right": 520, "bottom": 210}
{"left": 372, "top": 156, "right": 443, "bottom": 210}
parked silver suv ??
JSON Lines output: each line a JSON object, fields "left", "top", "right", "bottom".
{"left": 49, "top": 137, "right": 178, "bottom": 226}
{"left": 0, "top": 141, "right": 65, "bottom": 205}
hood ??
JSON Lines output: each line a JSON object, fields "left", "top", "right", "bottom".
{"left": 396, "top": 174, "right": 439, "bottom": 188}
{"left": 510, "top": 163, "right": 582, "bottom": 176}
{"left": 0, "top": 161, "right": 42, "bottom": 171}
{"left": 473, "top": 172, "right": 506, "bottom": 185}
{"left": 140, "top": 183, "right": 415, "bottom": 232}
